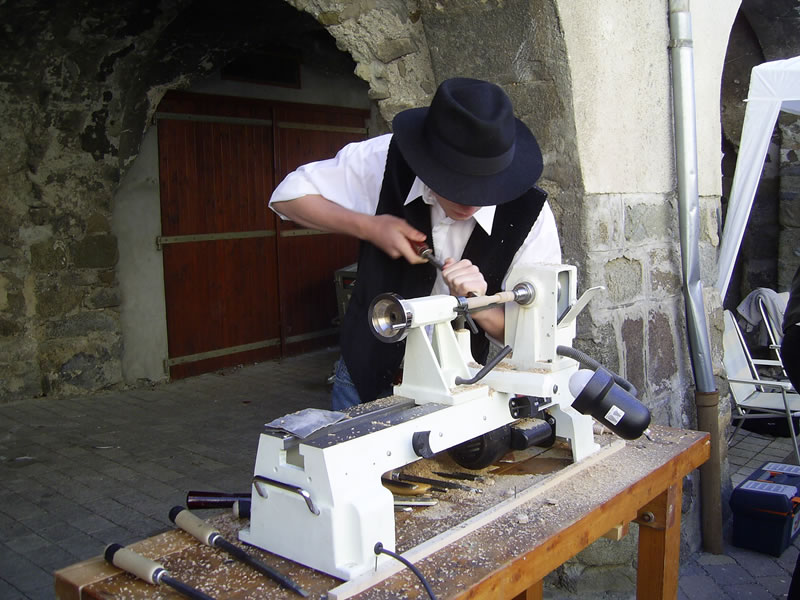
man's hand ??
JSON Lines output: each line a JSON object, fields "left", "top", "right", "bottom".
{"left": 363, "top": 214, "right": 428, "bottom": 265}
{"left": 442, "top": 259, "right": 488, "bottom": 297}
{"left": 442, "top": 258, "right": 504, "bottom": 340}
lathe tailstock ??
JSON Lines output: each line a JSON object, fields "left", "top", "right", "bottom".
{"left": 239, "top": 263, "right": 647, "bottom": 580}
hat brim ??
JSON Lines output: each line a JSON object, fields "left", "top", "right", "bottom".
{"left": 392, "top": 107, "right": 543, "bottom": 207}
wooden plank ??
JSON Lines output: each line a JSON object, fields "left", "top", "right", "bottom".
{"left": 328, "top": 440, "right": 626, "bottom": 600}
{"left": 512, "top": 581, "right": 543, "bottom": 600}
{"left": 273, "top": 104, "right": 363, "bottom": 357}
{"left": 636, "top": 483, "right": 682, "bottom": 600}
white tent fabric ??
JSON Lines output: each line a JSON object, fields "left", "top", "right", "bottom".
{"left": 716, "top": 55, "right": 800, "bottom": 299}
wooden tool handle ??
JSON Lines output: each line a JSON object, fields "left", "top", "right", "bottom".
{"left": 104, "top": 543, "right": 163, "bottom": 585}
{"left": 169, "top": 506, "right": 218, "bottom": 546}
{"left": 465, "top": 290, "right": 517, "bottom": 310}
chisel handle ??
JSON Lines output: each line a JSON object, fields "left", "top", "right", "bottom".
{"left": 170, "top": 506, "right": 218, "bottom": 546}
{"left": 105, "top": 543, "right": 217, "bottom": 600}
{"left": 232, "top": 499, "right": 251, "bottom": 518}
{"left": 186, "top": 490, "right": 250, "bottom": 510}
{"left": 105, "top": 543, "right": 164, "bottom": 584}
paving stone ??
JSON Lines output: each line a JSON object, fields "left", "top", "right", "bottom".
{"left": 721, "top": 583, "right": 778, "bottom": 599}
{"left": 697, "top": 552, "right": 737, "bottom": 566}
{"left": 755, "top": 575, "right": 792, "bottom": 598}
{"left": 729, "top": 548, "right": 791, "bottom": 577}
{"left": 678, "top": 573, "right": 730, "bottom": 599}
{"left": 0, "top": 550, "right": 52, "bottom": 593}
{"left": 0, "top": 579, "right": 26, "bottom": 600}
{"left": 706, "top": 563, "right": 757, "bottom": 586}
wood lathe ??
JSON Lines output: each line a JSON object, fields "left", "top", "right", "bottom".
{"left": 238, "top": 263, "right": 651, "bottom": 581}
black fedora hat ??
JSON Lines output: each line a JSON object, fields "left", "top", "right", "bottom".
{"left": 392, "top": 78, "right": 543, "bottom": 207}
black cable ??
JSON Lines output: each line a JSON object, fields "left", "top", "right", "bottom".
{"left": 374, "top": 542, "right": 437, "bottom": 600}
{"left": 556, "top": 345, "right": 638, "bottom": 397}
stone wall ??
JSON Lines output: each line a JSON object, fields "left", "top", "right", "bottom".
{"left": 0, "top": 0, "right": 428, "bottom": 401}
{"left": 0, "top": 1, "right": 188, "bottom": 400}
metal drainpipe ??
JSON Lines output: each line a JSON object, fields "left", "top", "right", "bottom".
{"left": 669, "top": 0, "right": 723, "bottom": 553}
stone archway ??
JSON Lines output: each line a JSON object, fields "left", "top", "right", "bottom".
{"left": 115, "top": 0, "right": 436, "bottom": 383}
{"left": 0, "top": 0, "right": 440, "bottom": 399}
{"left": 720, "top": 0, "right": 800, "bottom": 308}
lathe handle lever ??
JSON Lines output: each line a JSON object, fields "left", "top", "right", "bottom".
{"left": 253, "top": 475, "right": 320, "bottom": 515}
{"left": 454, "top": 344, "right": 512, "bottom": 386}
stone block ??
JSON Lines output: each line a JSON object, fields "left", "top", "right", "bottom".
{"left": 34, "top": 277, "right": 84, "bottom": 319}
{"left": 621, "top": 315, "right": 645, "bottom": 396}
{"left": 575, "top": 316, "right": 620, "bottom": 377}
{"left": 43, "top": 310, "right": 119, "bottom": 338}
{"left": 85, "top": 287, "right": 121, "bottom": 309}
{"left": 604, "top": 256, "right": 643, "bottom": 303}
{"left": 38, "top": 337, "right": 122, "bottom": 395}
{"left": 70, "top": 234, "right": 118, "bottom": 269}
{"left": 29, "top": 239, "right": 68, "bottom": 272}
{"left": 625, "top": 198, "right": 675, "bottom": 245}
{"left": 375, "top": 37, "right": 416, "bottom": 62}
{"left": 649, "top": 247, "right": 681, "bottom": 295}
{"left": 584, "top": 195, "right": 624, "bottom": 250}
{"left": 647, "top": 309, "right": 678, "bottom": 390}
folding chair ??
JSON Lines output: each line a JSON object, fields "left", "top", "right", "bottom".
{"left": 757, "top": 295, "right": 789, "bottom": 379}
{"left": 722, "top": 310, "right": 800, "bottom": 464}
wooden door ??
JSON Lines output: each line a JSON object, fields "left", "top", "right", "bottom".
{"left": 273, "top": 102, "right": 366, "bottom": 356}
{"left": 156, "top": 91, "right": 364, "bottom": 379}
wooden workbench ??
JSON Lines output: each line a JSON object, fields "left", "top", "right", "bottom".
{"left": 55, "top": 425, "right": 709, "bottom": 600}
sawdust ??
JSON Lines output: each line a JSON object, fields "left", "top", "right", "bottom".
{"left": 391, "top": 437, "right": 600, "bottom": 552}
{"left": 389, "top": 426, "right": 691, "bottom": 556}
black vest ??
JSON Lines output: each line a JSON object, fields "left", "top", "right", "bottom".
{"left": 341, "top": 138, "right": 547, "bottom": 402}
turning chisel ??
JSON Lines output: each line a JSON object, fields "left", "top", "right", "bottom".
{"left": 104, "top": 543, "right": 216, "bottom": 600}
{"left": 390, "top": 471, "right": 483, "bottom": 493}
{"left": 169, "top": 505, "right": 308, "bottom": 598}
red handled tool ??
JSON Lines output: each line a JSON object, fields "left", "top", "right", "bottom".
{"left": 410, "top": 240, "right": 445, "bottom": 270}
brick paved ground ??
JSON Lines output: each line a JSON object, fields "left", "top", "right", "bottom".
{"left": 0, "top": 348, "right": 797, "bottom": 599}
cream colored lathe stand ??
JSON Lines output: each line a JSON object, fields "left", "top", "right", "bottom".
{"left": 239, "top": 264, "right": 604, "bottom": 580}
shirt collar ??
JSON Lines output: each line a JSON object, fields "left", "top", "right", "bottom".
{"left": 404, "top": 178, "right": 495, "bottom": 235}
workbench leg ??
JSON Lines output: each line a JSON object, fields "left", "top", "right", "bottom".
{"left": 512, "top": 579, "right": 542, "bottom": 600}
{"left": 636, "top": 482, "right": 682, "bottom": 600}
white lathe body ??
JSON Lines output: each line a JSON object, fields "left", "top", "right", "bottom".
{"left": 239, "top": 264, "right": 604, "bottom": 580}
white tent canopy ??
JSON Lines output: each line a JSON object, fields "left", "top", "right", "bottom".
{"left": 716, "top": 55, "right": 800, "bottom": 299}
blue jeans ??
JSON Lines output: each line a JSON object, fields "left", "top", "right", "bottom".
{"left": 331, "top": 357, "right": 361, "bottom": 410}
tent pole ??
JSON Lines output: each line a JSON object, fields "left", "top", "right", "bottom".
{"left": 669, "top": 0, "right": 723, "bottom": 554}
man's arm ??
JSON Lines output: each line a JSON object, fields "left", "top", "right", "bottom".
{"left": 440, "top": 201, "right": 562, "bottom": 342}
{"left": 274, "top": 194, "right": 428, "bottom": 265}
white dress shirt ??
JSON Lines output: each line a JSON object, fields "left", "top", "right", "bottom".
{"left": 269, "top": 133, "right": 561, "bottom": 295}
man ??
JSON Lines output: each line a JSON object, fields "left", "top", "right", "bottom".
{"left": 270, "top": 78, "right": 561, "bottom": 409}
